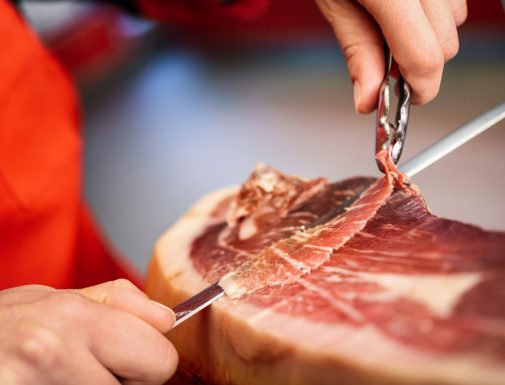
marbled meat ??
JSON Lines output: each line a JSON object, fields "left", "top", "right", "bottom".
{"left": 148, "top": 152, "right": 505, "bottom": 385}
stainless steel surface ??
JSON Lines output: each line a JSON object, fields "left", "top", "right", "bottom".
{"left": 376, "top": 44, "right": 412, "bottom": 170}
{"left": 171, "top": 283, "right": 224, "bottom": 328}
{"left": 400, "top": 102, "right": 505, "bottom": 178}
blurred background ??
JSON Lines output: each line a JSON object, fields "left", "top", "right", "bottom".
{"left": 23, "top": 0, "right": 505, "bottom": 274}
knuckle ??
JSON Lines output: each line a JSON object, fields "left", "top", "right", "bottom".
{"left": 111, "top": 278, "right": 137, "bottom": 291}
{"left": 154, "top": 340, "right": 179, "bottom": 381}
{"left": 341, "top": 39, "right": 382, "bottom": 63}
{"left": 341, "top": 42, "right": 361, "bottom": 65}
{"left": 453, "top": 4, "right": 468, "bottom": 26}
{"left": 48, "top": 292, "right": 91, "bottom": 324}
{"left": 341, "top": 40, "right": 383, "bottom": 81}
{"left": 442, "top": 37, "right": 459, "bottom": 61}
{"left": 103, "top": 279, "right": 141, "bottom": 306}
{"left": 408, "top": 48, "right": 444, "bottom": 78}
{"left": 19, "top": 327, "right": 65, "bottom": 370}
{"left": 413, "top": 81, "right": 440, "bottom": 105}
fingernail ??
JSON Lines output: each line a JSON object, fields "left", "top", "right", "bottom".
{"left": 151, "top": 300, "right": 176, "bottom": 320}
{"left": 353, "top": 80, "right": 361, "bottom": 113}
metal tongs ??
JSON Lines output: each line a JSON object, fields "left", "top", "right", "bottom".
{"left": 376, "top": 44, "right": 412, "bottom": 171}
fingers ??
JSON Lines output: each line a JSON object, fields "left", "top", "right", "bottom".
{"left": 359, "top": 0, "right": 445, "bottom": 105}
{"left": 1, "top": 285, "right": 178, "bottom": 385}
{"left": 63, "top": 353, "right": 120, "bottom": 385}
{"left": 420, "top": 0, "right": 459, "bottom": 61}
{"left": 448, "top": 0, "right": 468, "bottom": 26}
{"left": 12, "top": 327, "right": 119, "bottom": 385}
{"left": 315, "top": 0, "right": 385, "bottom": 114}
{"left": 89, "top": 309, "right": 178, "bottom": 385}
{"left": 317, "top": 0, "right": 467, "bottom": 111}
{"left": 78, "top": 279, "right": 175, "bottom": 333}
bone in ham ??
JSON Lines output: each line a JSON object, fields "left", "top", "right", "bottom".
{"left": 146, "top": 153, "right": 505, "bottom": 385}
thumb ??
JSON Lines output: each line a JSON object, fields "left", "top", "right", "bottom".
{"left": 315, "top": 0, "right": 385, "bottom": 114}
{"left": 76, "top": 279, "right": 175, "bottom": 333}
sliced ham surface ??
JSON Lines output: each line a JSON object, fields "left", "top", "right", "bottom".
{"left": 219, "top": 172, "right": 394, "bottom": 299}
{"left": 147, "top": 159, "right": 505, "bottom": 385}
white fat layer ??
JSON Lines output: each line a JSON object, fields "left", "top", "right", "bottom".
{"left": 156, "top": 186, "right": 239, "bottom": 291}
{"left": 298, "top": 279, "right": 364, "bottom": 322}
{"left": 366, "top": 272, "right": 481, "bottom": 317}
{"left": 323, "top": 266, "right": 481, "bottom": 317}
{"left": 219, "top": 272, "right": 245, "bottom": 298}
{"left": 233, "top": 302, "right": 505, "bottom": 385}
{"left": 238, "top": 217, "right": 259, "bottom": 240}
{"left": 272, "top": 246, "right": 309, "bottom": 272}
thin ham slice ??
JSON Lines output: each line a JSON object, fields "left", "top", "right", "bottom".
{"left": 147, "top": 156, "right": 505, "bottom": 385}
{"left": 219, "top": 172, "right": 394, "bottom": 298}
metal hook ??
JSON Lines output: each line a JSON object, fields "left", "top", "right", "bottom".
{"left": 375, "top": 43, "right": 411, "bottom": 172}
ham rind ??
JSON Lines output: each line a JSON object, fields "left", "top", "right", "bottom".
{"left": 147, "top": 162, "right": 505, "bottom": 385}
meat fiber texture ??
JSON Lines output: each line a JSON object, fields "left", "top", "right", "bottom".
{"left": 146, "top": 157, "right": 505, "bottom": 385}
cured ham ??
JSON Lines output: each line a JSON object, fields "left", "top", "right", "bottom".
{"left": 219, "top": 152, "right": 397, "bottom": 299}
{"left": 147, "top": 155, "right": 505, "bottom": 385}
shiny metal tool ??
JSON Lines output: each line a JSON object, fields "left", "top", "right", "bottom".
{"left": 169, "top": 101, "right": 505, "bottom": 329}
{"left": 172, "top": 283, "right": 224, "bottom": 328}
{"left": 376, "top": 44, "right": 412, "bottom": 171}
{"left": 400, "top": 101, "right": 505, "bottom": 178}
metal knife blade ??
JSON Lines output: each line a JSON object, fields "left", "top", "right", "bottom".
{"left": 400, "top": 102, "right": 505, "bottom": 178}
{"left": 171, "top": 283, "right": 224, "bottom": 328}
{"left": 169, "top": 101, "right": 505, "bottom": 329}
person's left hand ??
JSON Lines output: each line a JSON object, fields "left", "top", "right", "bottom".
{"left": 0, "top": 280, "right": 177, "bottom": 385}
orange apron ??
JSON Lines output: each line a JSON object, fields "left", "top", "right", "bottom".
{"left": 0, "top": 0, "right": 268, "bottom": 291}
{"left": 0, "top": 0, "right": 141, "bottom": 290}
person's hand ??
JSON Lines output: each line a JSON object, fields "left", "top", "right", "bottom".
{"left": 0, "top": 280, "right": 177, "bottom": 385}
{"left": 315, "top": 0, "right": 467, "bottom": 113}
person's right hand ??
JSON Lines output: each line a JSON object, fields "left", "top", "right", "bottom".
{"left": 0, "top": 280, "right": 178, "bottom": 385}
{"left": 315, "top": 0, "right": 468, "bottom": 114}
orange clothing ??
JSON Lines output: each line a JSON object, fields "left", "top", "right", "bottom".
{"left": 0, "top": 0, "right": 268, "bottom": 291}
{"left": 0, "top": 0, "right": 140, "bottom": 290}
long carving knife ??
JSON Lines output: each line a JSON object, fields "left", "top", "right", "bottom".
{"left": 400, "top": 102, "right": 505, "bottom": 178}
{"left": 170, "top": 101, "right": 505, "bottom": 329}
